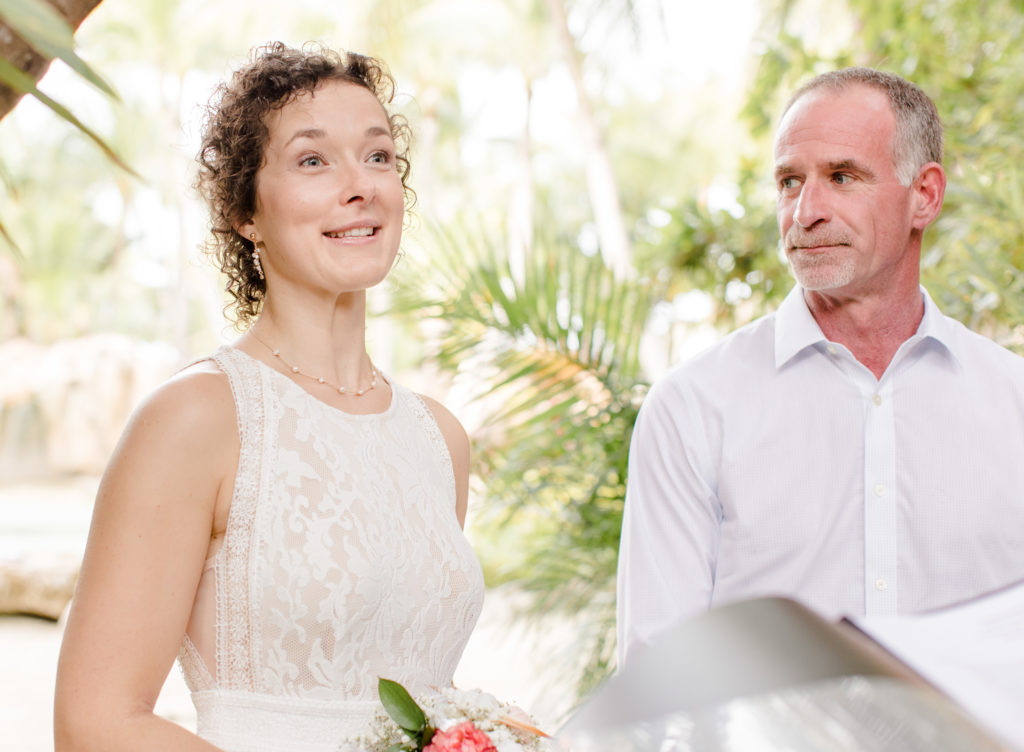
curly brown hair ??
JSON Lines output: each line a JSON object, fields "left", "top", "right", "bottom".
{"left": 196, "top": 42, "right": 413, "bottom": 326}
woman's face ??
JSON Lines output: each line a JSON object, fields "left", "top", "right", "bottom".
{"left": 240, "top": 80, "right": 405, "bottom": 298}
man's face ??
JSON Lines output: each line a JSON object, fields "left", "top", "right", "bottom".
{"left": 773, "top": 85, "right": 919, "bottom": 299}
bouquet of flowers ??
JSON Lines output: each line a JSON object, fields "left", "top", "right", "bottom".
{"left": 349, "top": 678, "right": 556, "bottom": 751}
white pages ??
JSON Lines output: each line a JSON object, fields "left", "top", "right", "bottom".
{"left": 850, "top": 580, "right": 1024, "bottom": 751}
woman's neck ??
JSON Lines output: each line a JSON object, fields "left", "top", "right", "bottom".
{"left": 246, "top": 292, "right": 373, "bottom": 388}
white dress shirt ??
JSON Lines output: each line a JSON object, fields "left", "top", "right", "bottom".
{"left": 617, "top": 285, "right": 1024, "bottom": 664}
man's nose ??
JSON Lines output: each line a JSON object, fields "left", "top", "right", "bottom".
{"left": 792, "top": 179, "right": 831, "bottom": 229}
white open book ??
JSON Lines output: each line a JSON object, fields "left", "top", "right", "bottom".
{"left": 558, "top": 583, "right": 1024, "bottom": 751}
{"left": 848, "top": 578, "right": 1024, "bottom": 751}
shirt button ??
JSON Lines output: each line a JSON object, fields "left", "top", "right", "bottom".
{"left": 874, "top": 484, "right": 885, "bottom": 497}
{"left": 875, "top": 579, "right": 888, "bottom": 591}
{"left": 827, "top": 345, "right": 838, "bottom": 355}
{"left": 872, "top": 394, "right": 882, "bottom": 406}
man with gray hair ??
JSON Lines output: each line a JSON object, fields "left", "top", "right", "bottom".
{"left": 617, "top": 67, "right": 1024, "bottom": 665}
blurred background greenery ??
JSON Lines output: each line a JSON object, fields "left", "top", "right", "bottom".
{"left": 3, "top": 0, "right": 1024, "bottom": 710}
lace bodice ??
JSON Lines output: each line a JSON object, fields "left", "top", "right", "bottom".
{"left": 177, "top": 346, "right": 485, "bottom": 751}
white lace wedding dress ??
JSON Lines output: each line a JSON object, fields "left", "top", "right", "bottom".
{"left": 177, "top": 346, "right": 485, "bottom": 752}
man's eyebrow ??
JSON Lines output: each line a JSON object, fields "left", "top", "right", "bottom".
{"left": 774, "top": 162, "right": 797, "bottom": 180}
{"left": 285, "top": 125, "right": 392, "bottom": 147}
{"left": 773, "top": 158, "right": 877, "bottom": 180}
{"left": 828, "top": 158, "right": 875, "bottom": 177}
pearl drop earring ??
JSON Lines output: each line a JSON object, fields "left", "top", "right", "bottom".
{"left": 249, "top": 233, "right": 265, "bottom": 280}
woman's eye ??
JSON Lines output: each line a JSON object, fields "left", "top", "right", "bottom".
{"left": 300, "top": 155, "right": 324, "bottom": 167}
{"left": 369, "top": 150, "right": 392, "bottom": 165}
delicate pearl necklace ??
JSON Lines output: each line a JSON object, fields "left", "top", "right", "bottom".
{"left": 250, "top": 332, "right": 379, "bottom": 397}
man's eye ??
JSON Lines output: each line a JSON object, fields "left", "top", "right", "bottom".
{"left": 833, "top": 173, "right": 853, "bottom": 184}
{"left": 779, "top": 177, "right": 799, "bottom": 190}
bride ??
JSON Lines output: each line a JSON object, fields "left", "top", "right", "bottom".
{"left": 54, "top": 42, "right": 485, "bottom": 752}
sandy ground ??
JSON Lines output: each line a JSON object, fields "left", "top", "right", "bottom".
{"left": 0, "top": 479, "right": 582, "bottom": 751}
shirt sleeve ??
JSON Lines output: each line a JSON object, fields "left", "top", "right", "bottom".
{"left": 616, "top": 373, "right": 721, "bottom": 667}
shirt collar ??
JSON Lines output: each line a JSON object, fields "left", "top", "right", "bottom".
{"left": 774, "top": 286, "right": 827, "bottom": 368}
{"left": 774, "top": 285, "right": 959, "bottom": 370}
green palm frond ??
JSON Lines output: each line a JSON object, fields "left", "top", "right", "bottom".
{"left": 0, "top": 57, "right": 133, "bottom": 175}
{"left": 0, "top": 0, "right": 116, "bottom": 98}
{"left": 0, "top": 160, "right": 21, "bottom": 257}
{"left": 395, "top": 218, "right": 648, "bottom": 420}
{"left": 391, "top": 217, "right": 654, "bottom": 695}
{"left": 0, "top": 0, "right": 132, "bottom": 173}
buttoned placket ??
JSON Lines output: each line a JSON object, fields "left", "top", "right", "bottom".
{"left": 822, "top": 340, "right": 899, "bottom": 616}
{"left": 862, "top": 373, "right": 897, "bottom": 616}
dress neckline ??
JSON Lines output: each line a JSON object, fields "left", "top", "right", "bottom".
{"left": 220, "top": 345, "right": 397, "bottom": 419}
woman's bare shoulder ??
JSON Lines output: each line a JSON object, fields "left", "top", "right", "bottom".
{"left": 95, "top": 356, "right": 239, "bottom": 528}
{"left": 125, "top": 357, "right": 237, "bottom": 450}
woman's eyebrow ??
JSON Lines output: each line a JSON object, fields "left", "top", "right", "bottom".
{"left": 285, "top": 127, "right": 325, "bottom": 146}
{"left": 285, "top": 125, "right": 391, "bottom": 147}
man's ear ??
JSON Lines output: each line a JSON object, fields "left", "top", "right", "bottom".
{"left": 911, "top": 162, "right": 946, "bottom": 230}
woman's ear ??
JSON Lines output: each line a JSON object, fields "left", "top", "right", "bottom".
{"left": 911, "top": 162, "right": 946, "bottom": 230}
{"left": 236, "top": 219, "right": 257, "bottom": 243}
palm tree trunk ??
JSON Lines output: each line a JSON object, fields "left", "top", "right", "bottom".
{"left": 0, "top": 0, "right": 105, "bottom": 120}
{"left": 543, "top": 0, "right": 633, "bottom": 279}
{"left": 508, "top": 73, "right": 536, "bottom": 287}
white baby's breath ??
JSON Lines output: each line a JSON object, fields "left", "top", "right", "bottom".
{"left": 350, "top": 686, "right": 552, "bottom": 752}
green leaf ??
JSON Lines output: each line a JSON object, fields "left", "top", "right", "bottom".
{"left": 0, "top": 57, "right": 137, "bottom": 176}
{"left": 0, "top": 0, "right": 117, "bottom": 98}
{"left": 0, "top": 217, "right": 25, "bottom": 260}
{"left": 378, "top": 678, "right": 427, "bottom": 736}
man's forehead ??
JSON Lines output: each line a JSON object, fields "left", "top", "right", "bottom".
{"left": 773, "top": 85, "right": 894, "bottom": 160}
{"left": 777, "top": 85, "right": 891, "bottom": 132}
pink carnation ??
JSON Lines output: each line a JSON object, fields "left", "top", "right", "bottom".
{"left": 423, "top": 721, "right": 497, "bottom": 752}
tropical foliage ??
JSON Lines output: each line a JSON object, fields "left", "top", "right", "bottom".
{"left": 0, "top": 0, "right": 124, "bottom": 164}
{"left": 0, "top": 0, "right": 131, "bottom": 257}
{"left": 391, "top": 217, "right": 652, "bottom": 693}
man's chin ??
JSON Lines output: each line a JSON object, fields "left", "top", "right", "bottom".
{"left": 788, "top": 264, "right": 857, "bottom": 292}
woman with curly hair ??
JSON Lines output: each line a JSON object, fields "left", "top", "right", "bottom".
{"left": 54, "top": 43, "right": 484, "bottom": 752}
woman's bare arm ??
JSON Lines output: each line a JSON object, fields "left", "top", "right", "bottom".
{"left": 54, "top": 367, "right": 236, "bottom": 751}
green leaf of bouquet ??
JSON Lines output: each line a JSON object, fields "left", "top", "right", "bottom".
{"left": 0, "top": 0, "right": 117, "bottom": 98}
{"left": 378, "top": 678, "right": 427, "bottom": 735}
